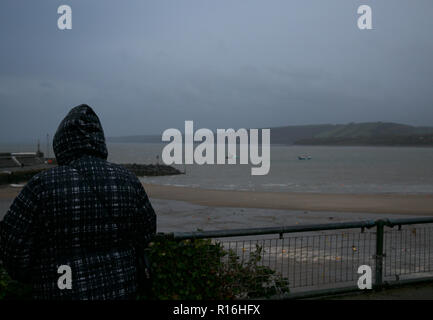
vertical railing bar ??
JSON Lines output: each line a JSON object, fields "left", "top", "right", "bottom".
{"left": 383, "top": 228, "right": 387, "bottom": 277}
{"left": 375, "top": 220, "right": 385, "bottom": 288}
{"left": 363, "top": 230, "right": 366, "bottom": 274}
{"left": 349, "top": 232, "right": 352, "bottom": 281}
{"left": 328, "top": 233, "right": 331, "bottom": 285}
{"left": 428, "top": 228, "right": 433, "bottom": 271}
{"left": 300, "top": 236, "right": 304, "bottom": 286}
{"left": 280, "top": 237, "right": 284, "bottom": 278}
{"left": 417, "top": 228, "right": 420, "bottom": 273}
{"left": 268, "top": 239, "right": 271, "bottom": 277}
{"left": 308, "top": 235, "right": 311, "bottom": 287}
{"left": 274, "top": 238, "right": 278, "bottom": 280}
{"left": 393, "top": 229, "right": 396, "bottom": 276}
{"left": 387, "top": 228, "right": 391, "bottom": 277}
{"left": 324, "top": 234, "right": 328, "bottom": 285}
{"left": 294, "top": 236, "right": 298, "bottom": 287}
{"left": 343, "top": 233, "right": 346, "bottom": 282}
{"left": 288, "top": 236, "right": 292, "bottom": 287}
{"left": 311, "top": 235, "right": 315, "bottom": 286}
{"left": 409, "top": 228, "right": 412, "bottom": 274}
{"left": 398, "top": 228, "right": 401, "bottom": 275}
{"left": 305, "top": 236, "right": 308, "bottom": 286}
{"left": 326, "top": 234, "right": 330, "bottom": 284}
{"left": 421, "top": 228, "right": 423, "bottom": 272}
{"left": 315, "top": 235, "right": 319, "bottom": 286}
{"left": 409, "top": 227, "right": 412, "bottom": 274}
{"left": 251, "top": 239, "right": 256, "bottom": 293}
{"left": 298, "top": 236, "right": 304, "bottom": 287}
{"left": 316, "top": 234, "right": 319, "bottom": 285}
{"left": 418, "top": 227, "right": 421, "bottom": 273}
{"left": 346, "top": 232, "right": 349, "bottom": 282}
{"left": 423, "top": 227, "right": 426, "bottom": 272}
{"left": 400, "top": 230, "right": 403, "bottom": 275}
{"left": 409, "top": 228, "right": 413, "bottom": 273}
{"left": 335, "top": 233, "right": 339, "bottom": 283}
{"left": 296, "top": 236, "right": 299, "bottom": 287}
{"left": 322, "top": 234, "right": 326, "bottom": 285}
{"left": 391, "top": 229, "right": 394, "bottom": 276}
{"left": 357, "top": 231, "right": 361, "bottom": 281}
{"left": 334, "top": 234, "right": 337, "bottom": 284}
{"left": 310, "top": 235, "right": 314, "bottom": 287}
{"left": 335, "top": 234, "right": 339, "bottom": 283}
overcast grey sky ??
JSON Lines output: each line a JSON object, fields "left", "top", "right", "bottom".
{"left": 0, "top": 0, "right": 432, "bottom": 143}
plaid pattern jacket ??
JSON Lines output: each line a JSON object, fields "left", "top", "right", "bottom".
{"left": 0, "top": 105, "right": 156, "bottom": 299}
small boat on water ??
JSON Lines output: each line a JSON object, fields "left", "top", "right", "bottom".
{"left": 298, "top": 155, "right": 312, "bottom": 160}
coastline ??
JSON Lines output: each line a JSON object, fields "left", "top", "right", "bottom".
{"left": 142, "top": 183, "right": 433, "bottom": 216}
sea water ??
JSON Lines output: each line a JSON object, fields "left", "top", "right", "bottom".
{"left": 106, "top": 143, "right": 433, "bottom": 194}
{"left": 2, "top": 142, "right": 433, "bottom": 194}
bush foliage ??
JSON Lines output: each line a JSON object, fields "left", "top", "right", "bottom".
{"left": 139, "top": 238, "right": 290, "bottom": 300}
{"left": 0, "top": 266, "right": 32, "bottom": 300}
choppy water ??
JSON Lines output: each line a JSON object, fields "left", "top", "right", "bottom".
{"left": 2, "top": 142, "right": 433, "bottom": 194}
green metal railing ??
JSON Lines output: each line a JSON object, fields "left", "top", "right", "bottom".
{"left": 159, "top": 217, "right": 433, "bottom": 298}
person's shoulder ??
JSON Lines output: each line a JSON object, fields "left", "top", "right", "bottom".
{"left": 28, "top": 165, "right": 74, "bottom": 187}
{"left": 14, "top": 166, "right": 70, "bottom": 197}
{"left": 35, "top": 165, "right": 74, "bottom": 179}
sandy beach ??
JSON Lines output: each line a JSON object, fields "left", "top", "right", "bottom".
{"left": 142, "top": 184, "right": 433, "bottom": 216}
{"left": 1, "top": 184, "right": 432, "bottom": 233}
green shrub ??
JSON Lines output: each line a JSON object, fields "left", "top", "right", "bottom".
{"left": 0, "top": 267, "right": 9, "bottom": 300}
{"left": 139, "top": 238, "right": 290, "bottom": 300}
{"left": 0, "top": 266, "right": 32, "bottom": 300}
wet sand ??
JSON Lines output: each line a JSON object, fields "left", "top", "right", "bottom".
{"left": 142, "top": 183, "right": 433, "bottom": 216}
{"left": 1, "top": 184, "right": 432, "bottom": 232}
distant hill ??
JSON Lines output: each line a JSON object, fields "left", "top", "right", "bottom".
{"left": 291, "top": 122, "right": 433, "bottom": 146}
{"left": 295, "top": 133, "right": 433, "bottom": 146}
{"left": 268, "top": 124, "right": 337, "bottom": 144}
{"left": 107, "top": 122, "right": 433, "bottom": 146}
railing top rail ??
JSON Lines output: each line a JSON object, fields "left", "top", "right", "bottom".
{"left": 159, "top": 220, "right": 377, "bottom": 240}
{"left": 385, "top": 216, "right": 433, "bottom": 227}
{"left": 157, "top": 216, "right": 433, "bottom": 240}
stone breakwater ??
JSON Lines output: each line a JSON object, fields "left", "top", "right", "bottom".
{"left": 0, "top": 163, "right": 182, "bottom": 185}
{"left": 0, "top": 168, "right": 50, "bottom": 185}
{"left": 120, "top": 164, "right": 183, "bottom": 176}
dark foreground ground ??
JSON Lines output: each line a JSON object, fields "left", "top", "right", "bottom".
{"left": 326, "top": 282, "right": 433, "bottom": 300}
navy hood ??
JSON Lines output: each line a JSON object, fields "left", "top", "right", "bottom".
{"left": 53, "top": 104, "right": 108, "bottom": 165}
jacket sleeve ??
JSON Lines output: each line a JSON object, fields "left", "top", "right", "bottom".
{"left": 0, "top": 177, "right": 40, "bottom": 283}
{"left": 133, "top": 180, "right": 157, "bottom": 248}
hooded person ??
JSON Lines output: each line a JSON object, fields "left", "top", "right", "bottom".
{"left": 0, "top": 104, "right": 156, "bottom": 299}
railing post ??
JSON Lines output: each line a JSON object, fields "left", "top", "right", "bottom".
{"left": 375, "top": 219, "right": 385, "bottom": 288}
